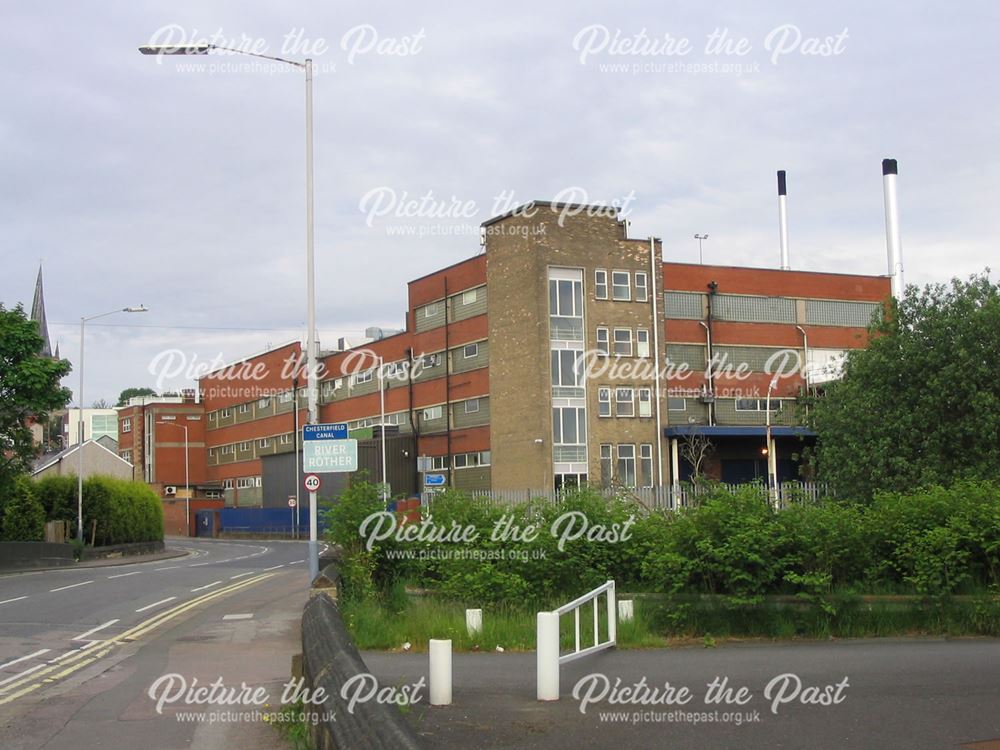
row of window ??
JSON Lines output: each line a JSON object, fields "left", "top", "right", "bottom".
{"left": 220, "top": 477, "right": 262, "bottom": 490}
{"left": 426, "top": 451, "right": 491, "bottom": 470}
{"left": 600, "top": 443, "right": 655, "bottom": 488}
{"left": 421, "top": 287, "right": 480, "bottom": 320}
{"left": 210, "top": 433, "right": 295, "bottom": 457}
{"left": 597, "top": 387, "right": 654, "bottom": 418}
{"left": 596, "top": 327, "right": 651, "bottom": 357}
{"left": 664, "top": 291, "right": 882, "bottom": 328}
{"left": 595, "top": 269, "right": 649, "bottom": 303}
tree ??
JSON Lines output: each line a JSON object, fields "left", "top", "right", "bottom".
{"left": 92, "top": 398, "right": 111, "bottom": 409}
{"left": 0, "top": 304, "right": 72, "bottom": 495}
{"left": 116, "top": 387, "right": 157, "bottom": 407}
{"left": 809, "top": 272, "right": 1000, "bottom": 500}
{"left": 678, "top": 429, "right": 715, "bottom": 481}
{"left": 1, "top": 476, "right": 45, "bottom": 541}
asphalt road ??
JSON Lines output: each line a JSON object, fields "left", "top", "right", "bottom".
{"left": 364, "top": 639, "right": 1000, "bottom": 749}
{"left": 0, "top": 537, "right": 314, "bottom": 749}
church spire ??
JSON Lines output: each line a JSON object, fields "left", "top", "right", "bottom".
{"left": 30, "top": 266, "right": 53, "bottom": 358}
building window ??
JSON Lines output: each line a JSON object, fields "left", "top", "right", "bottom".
{"left": 463, "top": 343, "right": 479, "bottom": 359}
{"left": 424, "top": 302, "right": 441, "bottom": 318}
{"left": 238, "top": 404, "right": 249, "bottom": 414}
{"left": 280, "top": 433, "right": 293, "bottom": 444}
{"left": 598, "top": 387, "right": 611, "bottom": 417}
{"left": 120, "top": 451, "right": 132, "bottom": 464}
{"left": 221, "top": 408, "right": 232, "bottom": 418}
{"left": 121, "top": 418, "right": 132, "bottom": 433}
{"left": 454, "top": 451, "right": 490, "bottom": 469}
{"left": 640, "top": 444, "right": 653, "bottom": 487}
{"left": 239, "top": 441, "right": 250, "bottom": 452}
{"left": 258, "top": 438, "right": 269, "bottom": 448}
{"left": 208, "top": 412, "right": 216, "bottom": 422}
{"left": 549, "top": 271, "right": 585, "bottom": 341}
{"left": 223, "top": 479, "right": 234, "bottom": 489}
{"left": 423, "top": 405, "right": 443, "bottom": 421}
{"left": 479, "top": 450, "right": 491, "bottom": 466}
{"left": 615, "top": 387, "right": 635, "bottom": 417}
{"left": 551, "top": 349, "right": 584, "bottom": 397}
{"left": 596, "top": 327, "right": 609, "bottom": 355}
{"left": 462, "top": 289, "right": 478, "bottom": 305}
{"left": 612, "top": 271, "right": 631, "bottom": 301}
{"left": 258, "top": 397, "right": 271, "bottom": 409}
{"left": 636, "top": 329, "right": 650, "bottom": 358}
{"left": 595, "top": 269, "right": 608, "bottom": 300}
{"left": 735, "top": 398, "right": 782, "bottom": 411}
{"left": 255, "top": 476, "right": 262, "bottom": 487}
{"left": 613, "top": 328, "right": 633, "bottom": 357}
{"left": 635, "top": 272, "right": 648, "bottom": 302}
{"left": 667, "top": 397, "right": 687, "bottom": 411}
{"left": 600, "top": 444, "right": 613, "bottom": 487}
{"left": 353, "top": 370, "right": 373, "bottom": 385}
{"left": 638, "top": 388, "right": 652, "bottom": 417}
{"left": 430, "top": 455, "right": 449, "bottom": 470}
{"left": 465, "top": 398, "right": 480, "bottom": 414}
{"left": 552, "top": 406, "right": 587, "bottom": 446}
{"left": 616, "top": 444, "right": 636, "bottom": 487}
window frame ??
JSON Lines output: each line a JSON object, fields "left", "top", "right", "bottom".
{"left": 636, "top": 328, "right": 650, "bottom": 358}
{"left": 635, "top": 272, "right": 648, "bottom": 302}
{"left": 463, "top": 343, "right": 479, "bottom": 359}
{"left": 595, "top": 269, "right": 608, "bottom": 300}
{"left": 613, "top": 328, "right": 633, "bottom": 357}
{"left": 596, "top": 327, "right": 609, "bottom": 355}
{"left": 464, "top": 398, "right": 480, "bottom": 414}
{"left": 597, "top": 386, "right": 612, "bottom": 417}
{"left": 615, "top": 387, "right": 635, "bottom": 417}
{"left": 638, "top": 387, "right": 652, "bottom": 417}
{"left": 611, "top": 270, "right": 631, "bottom": 301}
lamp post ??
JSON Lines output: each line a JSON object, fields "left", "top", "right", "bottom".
{"left": 694, "top": 233, "right": 708, "bottom": 264}
{"left": 765, "top": 375, "right": 779, "bottom": 507}
{"left": 77, "top": 306, "right": 147, "bottom": 543}
{"left": 377, "top": 356, "right": 388, "bottom": 503}
{"left": 156, "top": 420, "right": 190, "bottom": 534}
{"left": 139, "top": 43, "right": 319, "bottom": 578}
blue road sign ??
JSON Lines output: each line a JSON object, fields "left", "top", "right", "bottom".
{"left": 424, "top": 473, "right": 447, "bottom": 487}
{"left": 303, "top": 423, "right": 348, "bottom": 441}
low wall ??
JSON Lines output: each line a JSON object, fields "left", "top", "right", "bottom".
{"left": 301, "top": 566, "right": 422, "bottom": 750}
{"left": 0, "top": 541, "right": 74, "bottom": 571}
{"left": 81, "top": 540, "right": 165, "bottom": 561}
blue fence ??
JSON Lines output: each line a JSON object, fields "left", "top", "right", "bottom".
{"left": 218, "top": 507, "right": 328, "bottom": 536}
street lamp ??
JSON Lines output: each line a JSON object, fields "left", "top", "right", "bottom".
{"left": 156, "top": 419, "right": 190, "bottom": 534}
{"left": 77, "top": 306, "right": 148, "bottom": 543}
{"left": 765, "top": 375, "right": 779, "bottom": 507}
{"left": 139, "top": 43, "right": 320, "bottom": 578}
{"left": 694, "top": 234, "right": 709, "bottom": 264}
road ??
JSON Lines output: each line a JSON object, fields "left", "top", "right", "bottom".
{"left": 0, "top": 537, "right": 313, "bottom": 750}
{"left": 364, "top": 639, "right": 1000, "bottom": 749}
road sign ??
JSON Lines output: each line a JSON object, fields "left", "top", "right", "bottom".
{"left": 303, "top": 438, "right": 358, "bottom": 473}
{"left": 303, "top": 474, "right": 322, "bottom": 492}
{"left": 424, "top": 473, "right": 447, "bottom": 487}
{"left": 288, "top": 495, "right": 298, "bottom": 508}
{"left": 303, "top": 423, "right": 348, "bottom": 441}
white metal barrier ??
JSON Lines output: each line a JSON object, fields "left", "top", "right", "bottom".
{"left": 537, "top": 580, "right": 616, "bottom": 700}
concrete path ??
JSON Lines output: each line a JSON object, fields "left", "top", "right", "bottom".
{"left": 364, "top": 638, "right": 1000, "bottom": 749}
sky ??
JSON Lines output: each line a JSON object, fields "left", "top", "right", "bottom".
{"left": 1, "top": 1, "right": 997, "bottom": 405}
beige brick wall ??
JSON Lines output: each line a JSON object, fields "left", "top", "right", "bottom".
{"left": 486, "top": 206, "right": 666, "bottom": 491}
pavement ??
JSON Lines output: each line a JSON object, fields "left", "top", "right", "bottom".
{"left": 0, "top": 537, "right": 313, "bottom": 750}
{"left": 363, "top": 638, "right": 1000, "bottom": 749}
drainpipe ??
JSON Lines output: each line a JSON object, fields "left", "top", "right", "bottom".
{"left": 700, "top": 278, "right": 716, "bottom": 427}
{"left": 443, "top": 278, "right": 453, "bottom": 487}
{"left": 406, "top": 347, "right": 419, "bottom": 494}
{"left": 649, "top": 237, "right": 664, "bottom": 486}
{"left": 795, "top": 325, "right": 809, "bottom": 419}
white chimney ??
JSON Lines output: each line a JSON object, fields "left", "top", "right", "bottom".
{"left": 882, "top": 158, "right": 904, "bottom": 299}
{"left": 777, "top": 170, "right": 790, "bottom": 270}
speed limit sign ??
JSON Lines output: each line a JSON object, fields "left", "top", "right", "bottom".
{"left": 304, "top": 474, "right": 322, "bottom": 492}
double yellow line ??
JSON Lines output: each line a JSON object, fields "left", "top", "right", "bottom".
{"left": 0, "top": 572, "right": 276, "bottom": 706}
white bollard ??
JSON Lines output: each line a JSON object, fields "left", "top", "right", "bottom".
{"left": 618, "top": 599, "right": 634, "bottom": 623}
{"left": 466, "top": 608, "right": 482, "bottom": 636}
{"left": 429, "top": 639, "right": 452, "bottom": 706}
{"left": 536, "top": 611, "right": 560, "bottom": 701}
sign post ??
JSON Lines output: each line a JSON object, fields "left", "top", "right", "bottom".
{"left": 288, "top": 495, "right": 297, "bottom": 539}
{"left": 302, "top": 424, "right": 355, "bottom": 578}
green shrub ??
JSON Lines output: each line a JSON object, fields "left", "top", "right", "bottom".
{"left": 1, "top": 476, "right": 46, "bottom": 541}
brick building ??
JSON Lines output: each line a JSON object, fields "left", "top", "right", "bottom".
{"left": 165, "top": 202, "right": 890, "bottom": 504}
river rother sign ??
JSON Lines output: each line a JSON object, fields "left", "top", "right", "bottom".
{"left": 302, "top": 423, "right": 357, "bottom": 473}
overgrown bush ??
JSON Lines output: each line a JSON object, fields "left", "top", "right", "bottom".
{"left": 1, "top": 476, "right": 46, "bottom": 541}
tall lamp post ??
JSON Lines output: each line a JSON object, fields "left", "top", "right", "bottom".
{"left": 694, "top": 233, "right": 709, "bottom": 264}
{"left": 77, "top": 306, "right": 147, "bottom": 543}
{"left": 764, "top": 375, "right": 779, "bottom": 507}
{"left": 156, "top": 420, "right": 190, "bottom": 534}
{"left": 139, "top": 43, "right": 319, "bottom": 578}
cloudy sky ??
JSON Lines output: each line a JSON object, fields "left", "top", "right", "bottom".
{"left": 2, "top": 1, "right": 996, "bottom": 405}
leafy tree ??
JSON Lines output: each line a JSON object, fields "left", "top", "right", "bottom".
{"left": 92, "top": 398, "right": 111, "bottom": 409}
{"left": 809, "top": 273, "right": 1000, "bottom": 500}
{"left": 0, "top": 304, "right": 72, "bottom": 495}
{"left": 1, "top": 476, "right": 46, "bottom": 541}
{"left": 116, "top": 387, "right": 157, "bottom": 407}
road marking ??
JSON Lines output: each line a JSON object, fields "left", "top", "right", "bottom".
{"left": 0, "top": 573, "right": 274, "bottom": 704}
{"left": 229, "top": 572, "right": 253, "bottom": 579}
{"left": 0, "top": 596, "right": 28, "bottom": 606}
{"left": 50, "top": 581, "right": 93, "bottom": 593}
{"left": 222, "top": 614, "right": 253, "bottom": 621}
{"left": 72, "top": 619, "right": 120, "bottom": 642}
{"left": 107, "top": 571, "right": 141, "bottom": 579}
{"left": 191, "top": 580, "right": 221, "bottom": 592}
{"left": 155, "top": 566, "right": 181, "bottom": 571}
{"left": 262, "top": 564, "right": 285, "bottom": 571}
{"left": 0, "top": 650, "right": 50, "bottom": 670}
{"left": 0, "top": 664, "right": 46, "bottom": 688}
{"left": 289, "top": 560, "right": 305, "bottom": 564}
{"left": 135, "top": 597, "right": 177, "bottom": 613}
